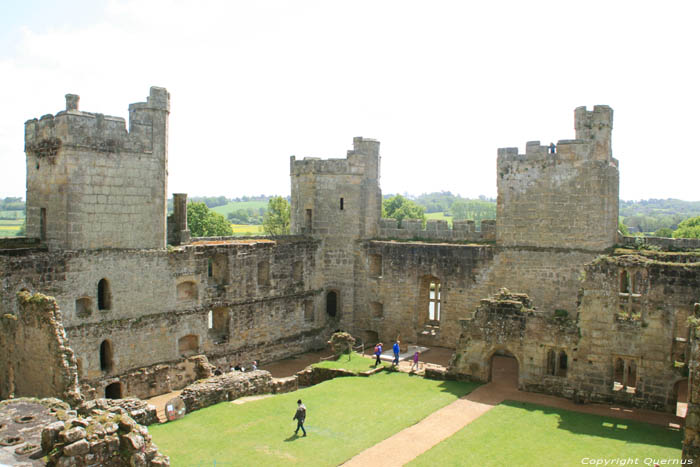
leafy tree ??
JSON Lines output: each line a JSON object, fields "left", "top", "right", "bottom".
{"left": 618, "top": 221, "right": 630, "bottom": 236}
{"left": 450, "top": 199, "right": 497, "bottom": 227}
{"left": 187, "top": 202, "right": 232, "bottom": 237}
{"left": 327, "top": 331, "right": 356, "bottom": 361}
{"left": 262, "top": 196, "right": 290, "bottom": 235}
{"left": 673, "top": 216, "right": 700, "bottom": 239}
{"left": 382, "top": 195, "right": 425, "bottom": 227}
{"left": 654, "top": 227, "right": 674, "bottom": 238}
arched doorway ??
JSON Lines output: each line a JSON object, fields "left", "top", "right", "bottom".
{"left": 490, "top": 350, "right": 519, "bottom": 388}
{"left": 674, "top": 379, "right": 688, "bottom": 417}
{"left": 105, "top": 382, "right": 122, "bottom": 399}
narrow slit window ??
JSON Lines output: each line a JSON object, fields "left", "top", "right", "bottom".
{"left": 340, "top": 198, "right": 344, "bottom": 210}
{"left": 429, "top": 280, "right": 441, "bottom": 322}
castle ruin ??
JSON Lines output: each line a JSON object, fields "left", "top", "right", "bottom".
{"left": 1, "top": 87, "right": 699, "bottom": 461}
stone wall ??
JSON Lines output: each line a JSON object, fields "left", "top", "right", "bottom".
{"left": 619, "top": 235, "right": 700, "bottom": 252}
{"left": 378, "top": 218, "right": 495, "bottom": 242}
{"left": 449, "top": 250, "right": 700, "bottom": 413}
{"left": 572, "top": 252, "right": 700, "bottom": 411}
{"left": 0, "top": 236, "right": 330, "bottom": 400}
{"left": 180, "top": 370, "right": 272, "bottom": 413}
{"left": 0, "top": 292, "right": 80, "bottom": 403}
{"left": 496, "top": 106, "right": 619, "bottom": 251}
{"left": 683, "top": 305, "right": 700, "bottom": 464}
{"left": 24, "top": 87, "right": 169, "bottom": 250}
{"left": 450, "top": 289, "right": 578, "bottom": 392}
{"left": 352, "top": 241, "right": 598, "bottom": 348}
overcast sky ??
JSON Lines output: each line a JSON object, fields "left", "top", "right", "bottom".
{"left": 1, "top": 0, "right": 698, "bottom": 201}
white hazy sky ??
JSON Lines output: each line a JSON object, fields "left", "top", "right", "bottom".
{"left": 1, "top": 0, "right": 698, "bottom": 201}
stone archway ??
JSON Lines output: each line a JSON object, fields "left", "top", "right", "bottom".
{"left": 489, "top": 350, "right": 519, "bottom": 388}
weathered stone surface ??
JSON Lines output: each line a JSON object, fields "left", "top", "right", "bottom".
{"left": 79, "top": 398, "right": 158, "bottom": 426}
{"left": 63, "top": 438, "right": 90, "bottom": 456}
{"left": 60, "top": 426, "right": 86, "bottom": 444}
{"left": 180, "top": 370, "right": 272, "bottom": 413}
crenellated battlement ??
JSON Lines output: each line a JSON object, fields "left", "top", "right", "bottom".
{"left": 378, "top": 218, "right": 496, "bottom": 242}
{"left": 497, "top": 105, "right": 614, "bottom": 165}
{"left": 496, "top": 106, "right": 619, "bottom": 251}
{"left": 24, "top": 87, "right": 170, "bottom": 251}
{"left": 25, "top": 87, "right": 169, "bottom": 157}
{"left": 290, "top": 137, "right": 379, "bottom": 179}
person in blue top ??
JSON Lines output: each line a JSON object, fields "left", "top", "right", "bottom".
{"left": 392, "top": 340, "right": 400, "bottom": 366}
{"left": 374, "top": 342, "right": 383, "bottom": 367}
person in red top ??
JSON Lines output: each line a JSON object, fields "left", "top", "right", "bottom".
{"left": 374, "top": 343, "right": 383, "bottom": 367}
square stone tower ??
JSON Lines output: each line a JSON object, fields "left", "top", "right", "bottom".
{"left": 496, "top": 106, "right": 619, "bottom": 251}
{"left": 24, "top": 87, "right": 170, "bottom": 250}
{"left": 290, "top": 137, "right": 382, "bottom": 328}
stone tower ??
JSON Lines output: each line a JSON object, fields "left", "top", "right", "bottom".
{"left": 290, "top": 137, "right": 382, "bottom": 328}
{"left": 496, "top": 105, "right": 619, "bottom": 251}
{"left": 24, "top": 87, "right": 170, "bottom": 250}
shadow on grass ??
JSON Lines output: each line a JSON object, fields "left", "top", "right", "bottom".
{"left": 433, "top": 380, "right": 483, "bottom": 398}
{"left": 500, "top": 400, "right": 681, "bottom": 449}
{"left": 283, "top": 433, "right": 304, "bottom": 442}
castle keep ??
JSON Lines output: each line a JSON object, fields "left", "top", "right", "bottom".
{"left": 1, "top": 88, "right": 699, "bottom": 458}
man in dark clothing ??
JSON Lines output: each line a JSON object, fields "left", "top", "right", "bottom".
{"left": 293, "top": 399, "right": 307, "bottom": 436}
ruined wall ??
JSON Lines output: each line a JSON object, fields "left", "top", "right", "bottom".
{"left": 0, "top": 292, "right": 79, "bottom": 402}
{"left": 24, "top": 87, "right": 169, "bottom": 250}
{"left": 290, "top": 137, "right": 382, "bottom": 331}
{"left": 0, "top": 237, "right": 326, "bottom": 400}
{"left": 683, "top": 305, "right": 700, "bottom": 464}
{"left": 496, "top": 106, "right": 619, "bottom": 251}
{"left": 353, "top": 241, "right": 597, "bottom": 347}
{"left": 572, "top": 252, "right": 700, "bottom": 411}
{"left": 450, "top": 290, "right": 578, "bottom": 394}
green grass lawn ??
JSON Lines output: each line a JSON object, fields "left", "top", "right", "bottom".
{"left": 409, "top": 400, "right": 682, "bottom": 467}
{"left": 312, "top": 352, "right": 384, "bottom": 372}
{"left": 149, "top": 373, "right": 478, "bottom": 466}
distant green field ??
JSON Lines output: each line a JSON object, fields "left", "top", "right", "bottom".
{"left": 212, "top": 200, "right": 270, "bottom": 216}
{"left": 231, "top": 224, "right": 264, "bottom": 236}
{"left": 0, "top": 221, "right": 21, "bottom": 237}
{"left": 0, "top": 210, "right": 24, "bottom": 219}
{"left": 425, "top": 211, "right": 453, "bottom": 226}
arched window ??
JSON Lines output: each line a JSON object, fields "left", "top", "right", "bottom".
{"left": 620, "top": 270, "right": 629, "bottom": 293}
{"left": 326, "top": 291, "right": 338, "bottom": 317}
{"left": 633, "top": 271, "right": 643, "bottom": 294}
{"left": 558, "top": 351, "right": 568, "bottom": 376}
{"left": 546, "top": 349, "right": 556, "bottom": 375}
{"left": 100, "top": 340, "right": 113, "bottom": 372}
{"left": 613, "top": 358, "right": 625, "bottom": 387}
{"left": 626, "top": 360, "right": 637, "bottom": 388}
{"left": 98, "top": 279, "right": 112, "bottom": 310}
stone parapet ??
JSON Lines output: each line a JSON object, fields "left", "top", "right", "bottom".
{"left": 619, "top": 235, "right": 700, "bottom": 251}
{"left": 378, "top": 218, "right": 496, "bottom": 242}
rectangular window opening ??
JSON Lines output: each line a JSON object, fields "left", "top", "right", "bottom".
{"left": 340, "top": 198, "right": 344, "bottom": 210}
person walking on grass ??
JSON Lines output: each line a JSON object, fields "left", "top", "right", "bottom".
{"left": 411, "top": 351, "right": 420, "bottom": 372}
{"left": 293, "top": 399, "right": 307, "bottom": 436}
{"left": 374, "top": 342, "right": 383, "bottom": 367}
{"left": 392, "top": 340, "right": 400, "bottom": 366}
